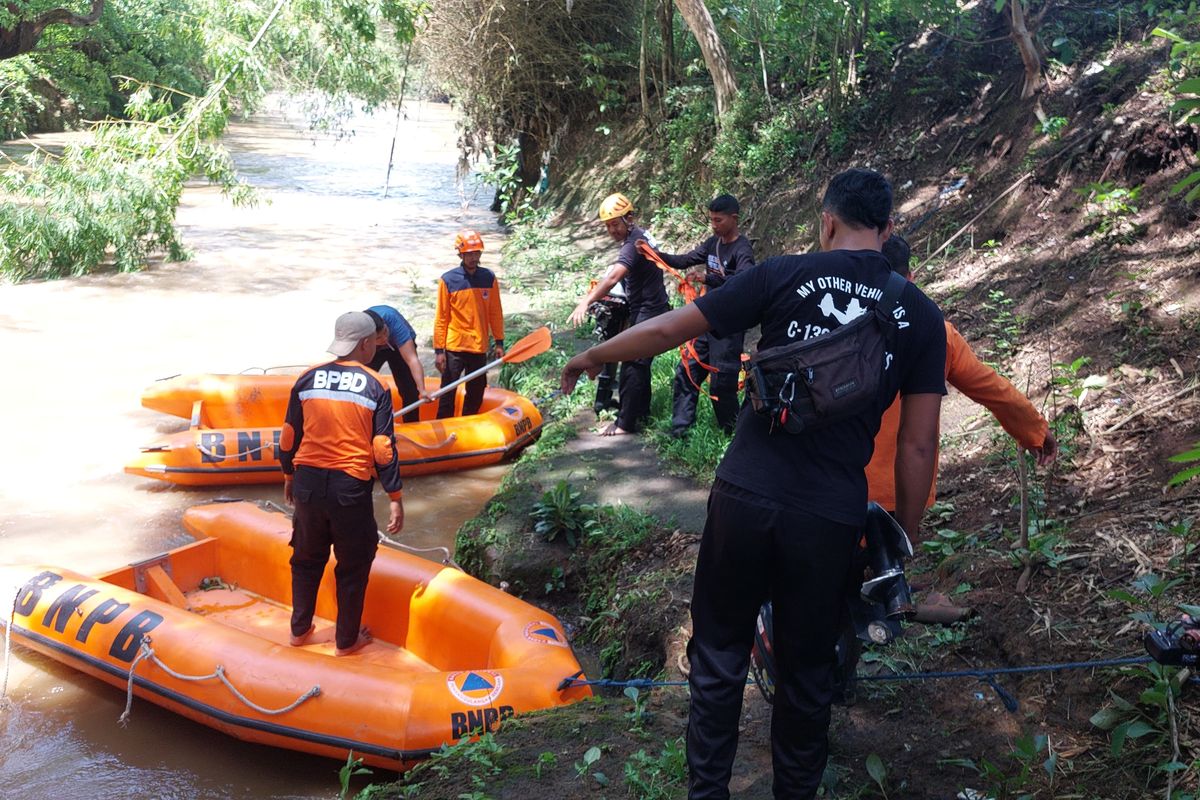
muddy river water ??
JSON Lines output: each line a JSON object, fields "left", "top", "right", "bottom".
{"left": 0, "top": 100, "right": 515, "bottom": 797}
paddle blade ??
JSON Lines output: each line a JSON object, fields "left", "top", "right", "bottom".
{"left": 501, "top": 326, "right": 552, "bottom": 364}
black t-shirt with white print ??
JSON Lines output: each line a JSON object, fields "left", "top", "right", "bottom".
{"left": 657, "top": 234, "right": 755, "bottom": 288}
{"left": 693, "top": 249, "right": 947, "bottom": 527}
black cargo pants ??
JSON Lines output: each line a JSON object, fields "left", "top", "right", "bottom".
{"left": 686, "top": 479, "right": 859, "bottom": 799}
{"left": 289, "top": 466, "right": 379, "bottom": 651}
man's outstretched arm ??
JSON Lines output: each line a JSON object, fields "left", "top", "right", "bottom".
{"left": 561, "top": 304, "right": 710, "bottom": 393}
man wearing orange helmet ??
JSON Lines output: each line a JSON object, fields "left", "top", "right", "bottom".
{"left": 568, "top": 193, "right": 669, "bottom": 436}
{"left": 433, "top": 230, "right": 505, "bottom": 419}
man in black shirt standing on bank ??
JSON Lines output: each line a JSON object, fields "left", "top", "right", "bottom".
{"left": 654, "top": 194, "right": 755, "bottom": 436}
{"left": 569, "top": 192, "right": 670, "bottom": 436}
{"left": 560, "top": 169, "right": 947, "bottom": 798}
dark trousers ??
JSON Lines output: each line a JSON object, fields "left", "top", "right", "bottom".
{"left": 437, "top": 350, "right": 488, "bottom": 419}
{"left": 289, "top": 466, "right": 379, "bottom": 651}
{"left": 593, "top": 302, "right": 630, "bottom": 414}
{"left": 616, "top": 307, "right": 664, "bottom": 432}
{"left": 672, "top": 331, "right": 745, "bottom": 433}
{"left": 687, "top": 480, "right": 859, "bottom": 799}
{"left": 368, "top": 346, "right": 421, "bottom": 423}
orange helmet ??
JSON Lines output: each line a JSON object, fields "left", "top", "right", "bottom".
{"left": 598, "top": 193, "right": 634, "bottom": 221}
{"left": 454, "top": 230, "right": 485, "bottom": 254}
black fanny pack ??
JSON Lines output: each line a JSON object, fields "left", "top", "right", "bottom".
{"left": 746, "top": 271, "right": 907, "bottom": 434}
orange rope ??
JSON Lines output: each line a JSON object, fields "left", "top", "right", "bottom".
{"left": 636, "top": 240, "right": 717, "bottom": 399}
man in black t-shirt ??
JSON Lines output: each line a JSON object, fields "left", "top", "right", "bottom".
{"left": 569, "top": 192, "right": 670, "bottom": 435}
{"left": 654, "top": 194, "right": 755, "bottom": 436}
{"left": 561, "top": 169, "right": 947, "bottom": 799}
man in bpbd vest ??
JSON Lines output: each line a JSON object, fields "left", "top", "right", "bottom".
{"left": 280, "top": 311, "right": 404, "bottom": 657}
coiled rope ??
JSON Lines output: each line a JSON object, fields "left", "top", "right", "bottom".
{"left": 119, "top": 638, "right": 320, "bottom": 726}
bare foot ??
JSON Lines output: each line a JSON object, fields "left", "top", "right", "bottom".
{"left": 335, "top": 627, "right": 372, "bottom": 656}
{"left": 289, "top": 624, "right": 315, "bottom": 647}
{"left": 599, "top": 423, "right": 633, "bottom": 437}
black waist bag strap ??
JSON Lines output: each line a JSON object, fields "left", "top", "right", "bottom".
{"left": 749, "top": 270, "right": 908, "bottom": 434}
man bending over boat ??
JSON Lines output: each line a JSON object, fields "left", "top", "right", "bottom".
{"left": 280, "top": 311, "right": 405, "bottom": 656}
{"left": 364, "top": 305, "right": 432, "bottom": 423}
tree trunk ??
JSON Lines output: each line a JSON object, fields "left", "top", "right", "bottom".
{"left": 758, "top": 40, "right": 771, "bottom": 111}
{"left": 0, "top": 0, "right": 105, "bottom": 61}
{"left": 1007, "top": 0, "right": 1042, "bottom": 98}
{"left": 639, "top": 0, "right": 651, "bottom": 121}
{"left": 659, "top": 0, "right": 674, "bottom": 89}
{"left": 673, "top": 0, "right": 738, "bottom": 122}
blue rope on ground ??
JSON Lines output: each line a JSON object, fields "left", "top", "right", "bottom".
{"left": 558, "top": 654, "right": 1196, "bottom": 713}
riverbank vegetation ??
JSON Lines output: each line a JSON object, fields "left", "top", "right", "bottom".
{"left": 0, "top": 0, "right": 422, "bottom": 279}
{"left": 398, "top": 1, "right": 1200, "bottom": 798}
{"left": 4, "top": 0, "right": 1200, "bottom": 797}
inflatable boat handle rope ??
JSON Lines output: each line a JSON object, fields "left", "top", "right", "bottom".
{"left": 119, "top": 638, "right": 321, "bottom": 727}
{"left": 1, "top": 586, "right": 17, "bottom": 704}
{"left": 197, "top": 433, "right": 458, "bottom": 461}
{"left": 378, "top": 531, "right": 463, "bottom": 571}
{"left": 257, "top": 500, "right": 463, "bottom": 570}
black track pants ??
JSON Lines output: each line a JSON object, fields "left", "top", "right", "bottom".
{"left": 671, "top": 331, "right": 744, "bottom": 433}
{"left": 289, "top": 466, "right": 380, "bottom": 651}
{"left": 437, "top": 350, "right": 488, "bottom": 419}
{"left": 686, "top": 479, "right": 859, "bottom": 799}
{"left": 368, "top": 347, "right": 421, "bottom": 423}
{"left": 616, "top": 307, "right": 665, "bottom": 432}
{"left": 593, "top": 303, "right": 630, "bottom": 414}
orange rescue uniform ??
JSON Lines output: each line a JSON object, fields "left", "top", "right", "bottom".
{"left": 866, "top": 320, "right": 1049, "bottom": 510}
{"left": 433, "top": 265, "right": 505, "bottom": 355}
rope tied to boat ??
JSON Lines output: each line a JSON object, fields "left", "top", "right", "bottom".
{"left": 119, "top": 638, "right": 321, "bottom": 727}
{"left": 393, "top": 431, "right": 458, "bottom": 451}
{"left": 378, "top": 531, "right": 463, "bottom": 571}
{"left": 1, "top": 585, "right": 18, "bottom": 704}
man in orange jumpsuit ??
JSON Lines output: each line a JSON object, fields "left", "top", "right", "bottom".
{"left": 866, "top": 233, "right": 1057, "bottom": 520}
{"left": 434, "top": 230, "right": 505, "bottom": 419}
{"left": 828, "top": 234, "right": 1059, "bottom": 703}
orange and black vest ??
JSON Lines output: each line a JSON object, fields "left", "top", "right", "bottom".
{"left": 433, "top": 265, "right": 504, "bottom": 354}
{"left": 280, "top": 360, "right": 403, "bottom": 499}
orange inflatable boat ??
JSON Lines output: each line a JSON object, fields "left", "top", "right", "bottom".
{"left": 0, "top": 501, "right": 591, "bottom": 769}
{"left": 126, "top": 373, "right": 542, "bottom": 486}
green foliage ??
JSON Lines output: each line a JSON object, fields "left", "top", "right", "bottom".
{"left": 1076, "top": 181, "right": 1144, "bottom": 243}
{"left": 980, "top": 288, "right": 1022, "bottom": 370}
{"left": 623, "top": 685, "right": 650, "bottom": 732}
{"left": 532, "top": 479, "right": 596, "bottom": 547}
{"left": 0, "top": 84, "right": 248, "bottom": 279}
{"left": 533, "top": 750, "right": 557, "bottom": 779}
{"left": 623, "top": 737, "right": 687, "bottom": 799}
{"left": 338, "top": 752, "right": 372, "bottom": 799}
{"left": 479, "top": 141, "right": 535, "bottom": 223}
{"left": 950, "top": 732, "right": 1061, "bottom": 799}
{"left": 1089, "top": 662, "right": 1189, "bottom": 781}
{"left": 1036, "top": 114, "right": 1069, "bottom": 138}
{"left": 921, "top": 527, "right": 979, "bottom": 564}
{"left": 0, "top": 0, "right": 422, "bottom": 281}
{"left": 574, "top": 744, "right": 602, "bottom": 780}
{"left": 1156, "top": 22, "right": 1200, "bottom": 202}
{"left": 1167, "top": 441, "right": 1200, "bottom": 486}
{"left": 865, "top": 753, "right": 890, "bottom": 798}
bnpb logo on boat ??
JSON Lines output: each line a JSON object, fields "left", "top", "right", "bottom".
{"left": 446, "top": 670, "right": 514, "bottom": 739}
{"left": 523, "top": 621, "right": 568, "bottom": 648}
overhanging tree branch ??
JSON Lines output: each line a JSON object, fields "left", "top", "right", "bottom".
{"left": 0, "top": 0, "right": 106, "bottom": 61}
